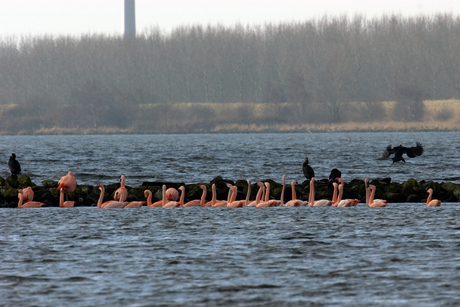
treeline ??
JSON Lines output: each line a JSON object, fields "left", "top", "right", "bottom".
{"left": 1, "top": 14, "right": 460, "bottom": 133}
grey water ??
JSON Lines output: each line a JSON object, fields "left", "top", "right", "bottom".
{"left": 1, "top": 132, "right": 460, "bottom": 306}
{"left": 1, "top": 131, "right": 459, "bottom": 186}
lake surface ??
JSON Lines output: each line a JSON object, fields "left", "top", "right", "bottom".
{"left": 1, "top": 205, "right": 460, "bottom": 306}
{"left": 1, "top": 132, "right": 460, "bottom": 306}
{"left": 1, "top": 132, "right": 459, "bottom": 186}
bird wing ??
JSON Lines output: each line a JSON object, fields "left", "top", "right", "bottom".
{"left": 382, "top": 145, "right": 394, "bottom": 158}
{"left": 406, "top": 142, "right": 424, "bottom": 158}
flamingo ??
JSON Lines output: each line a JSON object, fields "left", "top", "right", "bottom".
{"left": 247, "top": 182, "right": 264, "bottom": 207}
{"left": 164, "top": 186, "right": 185, "bottom": 208}
{"left": 18, "top": 190, "right": 45, "bottom": 208}
{"left": 274, "top": 175, "right": 286, "bottom": 206}
{"left": 59, "top": 188, "right": 75, "bottom": 208}
{"left": 367, "top": 185, "right": 388, "bottom": 208}
{"left": 183, "top": 185, "right": 207, "bottom": 207}
{"left": 114, "top": 175, "right": 128, "bottom": 202}
{"left": 228, "top": 185, "right": 244, "bottom": 208}
{"left": 96, "top": 184, "right": 127, "bottom": 209}
{"left": 57, "top": 171, "right": 77, "bottom": 193}
{"left": 309, "top": 177, "right": 333, "bottom": 207}
{"left": 21, "top": 186, "right": 34, "bottom": 202}
{"left": 262, "top": 182, "right": 280, "bottom": 207}
{"left": 283, "top": 180, "right": 303, "bottom": 207}
{"left": 57, "top": 171, "right": 77, "bottom": 202}
{"left": 334, "top": 178, "right": 359, "bottom": 207}
{"left": 213, "top": 184, "right": 233, "bottom": 207}
{"left": 204, "top": 184, "right": 217, "bottom": 207}
{"left": 166, "top": 187, "right": 179, "bottom": 201}
{"left": 364, "top": 178, "right": 387, "bottom": 205}
{"left": 148, "top": 185, "right": 167, "bottom": 207}
{"left": 426, "top": 188, "right": 441, "bottom": 207}
{"left": 331, "top": 182, "right": 339, "bottom": 205}
{"left": 242, "top": 179, "right": 252, "bottom": 207}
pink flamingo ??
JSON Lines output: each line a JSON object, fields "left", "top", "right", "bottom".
{"left": 96, "top": 184, "right": 127, "bottom": 209}
{"left": 364, "top": 178, "right": 387, "bottom": 205}
{"left": 247, "top": 182, "right": 264, "bottom": 207}
{"left": 367, "top": 185, "right": 388, "bottom": 208}
{"left": 263, "top": 182, "right": 280, "bottom": 207}
{"left": 283, "top": 180, "right": 303, "bottom": 207}
{"left": 57, "top": 171, "right": 77, "bottom": 193}
{"left": 164, "top": 186, "right": 185, "bottom": 208}
{"left": 183, "top": 185, "right": 207, "bottom": 207}
{"left": 57, "top": 171, "right": 77, "bottom": 202}
{"left": 166, "top": 187, "right": 179, "bottom": 201}
{"left": 309, "top": 177, "right": 332, "bottom": 207}
{"left": 21, "top": 186, "right": 34, "bottom": 202}
{"left": 426, "top": 188, "right": 441, "bottom": 207}
{"left": 114, "top": 175, "right": 128, "bottom": 202}
{"left": 18, "top": 190, "right": 45, "bottom": 208}
{"left": 213, "top": 184, "right": 233, "bottom": 207}
{"left": 228, "top": 186, "right": 244, "bottom": 208}
{"left": 59, "top": 188, "right": 75, "bottom": 208}
{"left": 274, "top": 175, "right": 286, "bottom": 206}
{"left": 204, "top": 184, "right": 217, "bottom": 207}
{"left": 145, "top": 188, "right": 168, "bottom": 208}
{"left": 334, "top": 178, "right": 359, "bottom": 207}
{"left": 331, "top": 182, "right": 339, "bottom": 206}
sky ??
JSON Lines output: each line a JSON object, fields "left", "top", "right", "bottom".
{"left": 0, "top": 0, "right": 459, "bottom": 39}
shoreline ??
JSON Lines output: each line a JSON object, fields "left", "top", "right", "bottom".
{"left": 3, "top": 121, "right": 460, "bottom": 136}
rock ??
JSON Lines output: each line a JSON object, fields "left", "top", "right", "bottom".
{"left": 6, "top": 176, "right": 19, "bottom": 188}
{"left": 18, "top": 175, "right": 34, "bottom": 188}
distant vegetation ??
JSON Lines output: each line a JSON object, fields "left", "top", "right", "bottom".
{"left": 1, "top": 14, "right": 460, "bottom": 134}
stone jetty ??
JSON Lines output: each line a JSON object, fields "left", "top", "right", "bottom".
{"left": 1, "top": 175, "right": 458, "bottom": 208}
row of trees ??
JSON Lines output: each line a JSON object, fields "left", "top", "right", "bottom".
{"left": 1, "top": 14, "right": 460, "bottom": 132}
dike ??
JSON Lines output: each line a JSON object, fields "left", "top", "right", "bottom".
{"left": 1, "top": 175, "right": 459, "bottom": 208}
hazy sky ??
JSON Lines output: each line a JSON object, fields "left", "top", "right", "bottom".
{"left": 0, "top": 0, "right": 459, "bottom": 38}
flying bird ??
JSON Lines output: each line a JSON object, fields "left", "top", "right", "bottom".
{"left": 302, "top": 157, "right": 315, "bottom": 180}
{"left": 382, "top": 142, "right": 424, "bottom": 163}
{"left": 8, "top": 153, "right": 21, "bottom": 176}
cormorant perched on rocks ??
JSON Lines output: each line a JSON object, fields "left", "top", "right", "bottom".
{"left": 382, "top": 142, "right": 424, "bottom": 163}
{"left": 8, "top": 153, "right": 21, "bottom": 176}
{"left": 302, "top": 157, "right": 315, "bottom": 181}
{"left": 328, "top": 168, "right": 342, "bottom": 183}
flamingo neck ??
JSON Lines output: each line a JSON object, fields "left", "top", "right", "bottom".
{"left": 211, "top": 184, "right": 217, "bottom": 205}
{"left": 97, "top": 187, "right": 105, "bottom": 208}
{"left": 426, "top": 190, "right": 432, "bottom": 205}
{"left": 280, "top": 177, "right": 285, "bottom": 205}
{"left": 162, "top": 185, "right": 166, "bottom": 207}
{"left": 265, "top": 183, "right": 270, "bottom": 202}
{"left": 365, "top": 180, "right": 369, "bottom": 205}
{"left": 146, "top": 191, "right": 152, "bottom": 206}
{"left": 245, "top": 181, "right": 251, "bottom": 206}
{"left": 179, "top": 187, "right": 185, "bottom": 206}
{"left": 291, "top": 183, "right": 296, "bottom": 201}
{"left": 200, "top": 187, "right": 207, "bottom": 206}
{"left": 18, "top": 193, "right": 23, "bottom": 208}
{"left": 369, "top": 187, "right": 376, "bottom": 205}
{"left": 59, "top": 189, "right": 64, "bottom": 208}
{"left": 337, "top": 184, "right": 343, "bottom": 203}
{"left": 255, "top": 186, "right": 263, "bottom": 204}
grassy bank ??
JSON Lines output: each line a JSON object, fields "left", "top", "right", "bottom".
{"left": 2, "top": 99, "right": 460, "bottom": 135}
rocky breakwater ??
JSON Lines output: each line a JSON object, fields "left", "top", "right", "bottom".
{"left": 1, "top": 175, "right": 459, "bottom": 208}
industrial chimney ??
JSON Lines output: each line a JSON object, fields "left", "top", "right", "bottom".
{"left": 124, "top": 0, "right": 136, "bottom": 38}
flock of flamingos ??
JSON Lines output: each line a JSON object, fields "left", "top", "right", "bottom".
{"left": 16, "top": 172, "right": 442, "bottom": 209}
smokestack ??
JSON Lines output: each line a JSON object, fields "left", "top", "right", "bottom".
{"left": 124, "top": 0, "right": 136, "bottom": 38}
